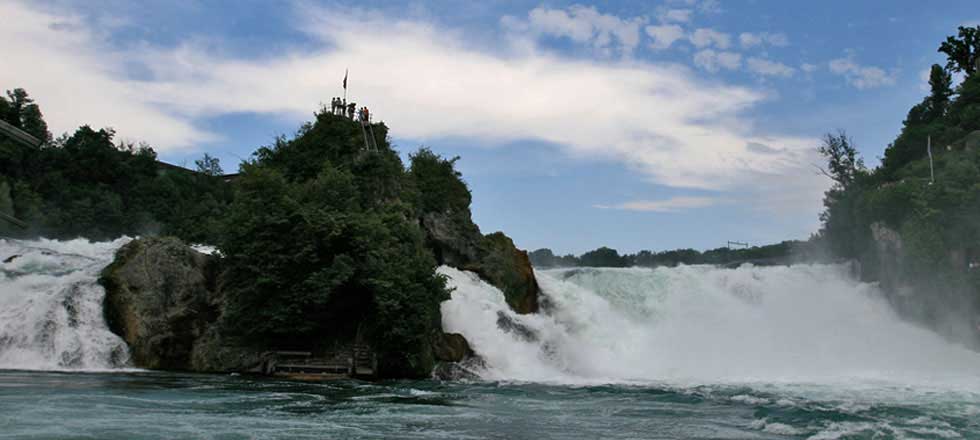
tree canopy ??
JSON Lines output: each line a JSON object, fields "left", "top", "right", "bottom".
{"left": 939, "top": 25, "right": 980, "bottom": 77}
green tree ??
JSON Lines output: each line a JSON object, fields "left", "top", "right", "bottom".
{"left": 195, "top": 153, "right": 223, "bottom": 176}
{"left": 528, "top": 248, "right": 558, "bottom": 267}
{"left": 939, "top": 25, "right": 980, "bottom": 77}
{"left": 1, "top": 88, "right": 50, "bottom": 142}
{"left": 817, "top": 131, "right": 868, "bottom": 259}
{"left": 580, "top": 246, "right": 628, "bottom": 267}
{"left": 927, "top": 64, "right": 953, "bottom": 120}
{"left": 817, "top": 131, "right": 864, "bottom": 190}
{"left": 408, "top": 147, "right": 471, "bottom": 215}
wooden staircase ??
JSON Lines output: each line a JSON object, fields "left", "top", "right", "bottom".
{"left": 352, "top": 344, "right": 376, "bottom": 378}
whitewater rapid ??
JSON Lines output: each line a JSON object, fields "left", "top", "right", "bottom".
{"left": 0, "top": 238, "right": 131, "bottom": 371}
{"left": 440, "top": 264, "right": 980, "bottom": 387}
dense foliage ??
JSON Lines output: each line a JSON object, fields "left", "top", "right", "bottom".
{"left": 217, "top": 111, "right": 453, "bottom": 376}
{"left": 816, "top": 26, "right": 980, "bottom": 325}
{"left": 408, "top": 148, "right": 471, "bottom": 215}
{"left": 0, "top": 89, "right": 230, "bottom": 242}
{"left": 529, "top": 240, "right": 808, "bottom": 268}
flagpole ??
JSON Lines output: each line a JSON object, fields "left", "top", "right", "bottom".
{"left": 343, "top": 69, "right": 349, "bottom": 107}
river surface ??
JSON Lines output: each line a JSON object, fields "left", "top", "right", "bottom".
{"left": 2, "top": 238, "right": 980, "bottom": 439}
{"left": 2, "top": 370, "right": 979, "bottom": 439}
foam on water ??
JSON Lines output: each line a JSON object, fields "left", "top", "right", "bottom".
{"left": 0, "top": 237, "right": 132, "bottom": 371}
{"left": 440, "top": 264, "right": 980, "bottom": 387}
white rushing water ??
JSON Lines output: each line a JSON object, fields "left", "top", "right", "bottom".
{"left": 0, "top": 237, "right": 131, "bottom": 371}
{"left": 441, "top": 264, "right": 980, "bottom": 387}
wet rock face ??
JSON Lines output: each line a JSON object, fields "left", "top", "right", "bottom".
{"left": 430, "top": 332, "right": 485, "bottom": 381}
{"left": 421, "top": 212, "right": 483, "bottom": 267}
{"left": 869, "top": 222, "right": 906, "bottom": 290}
{"left": 495, "top": 311, "right": 537, "bottom": 342}
{"left": 431, "top": 356, "right": 487, "bottom": 381}
{"left": 421, "top": 211, "right": 540, "bottom": 314}
{"left": 474, "top": 233, "right": 540, "bottom": 314}
{"left": 432, "top": 332, "right": 473, "bottom": 362}
{"left": 100, "top": 237, "right": 223, "bottom": 370}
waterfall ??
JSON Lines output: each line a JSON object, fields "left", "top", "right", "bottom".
{"left": 0, "top": 237, "right": 130, "bottom": 371}
{"left": 440, "top": 264, "right": 980, "bottom": 386}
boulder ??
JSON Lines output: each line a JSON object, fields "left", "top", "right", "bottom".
{"left": 431, "top": 332, "right": 473, "bottom": 362}
{"left": 100, "top": 237, "right": 260, "bottom": 371}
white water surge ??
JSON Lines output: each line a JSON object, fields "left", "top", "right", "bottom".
{"left": 0, "top": 238, "right": 131, "bottom": 371}
{"left": 441, "top": 264, "right": 980, "bottom": 387}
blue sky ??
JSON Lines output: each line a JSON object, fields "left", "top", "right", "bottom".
{"left": 3, "top": 1, "right": 977, "bottom": 254}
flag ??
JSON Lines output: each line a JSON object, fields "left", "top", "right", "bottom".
{"left": 343, "top": 69, "right": 348, "bottom": 90}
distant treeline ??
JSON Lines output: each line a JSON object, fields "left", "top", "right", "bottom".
{"left": 529, "top": 240, "right": 821, "bottom": 268}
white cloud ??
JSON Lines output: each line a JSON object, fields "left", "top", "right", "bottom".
{"left": 0, "top": 0, "right": 827, "bottom": 217}
{"left": 690, "top": 28, "right": 732, "bottom": 49}
{"left": 646, "top": 24, "right": 685, "bottom": 50}
{"left": 659, "top": 8, "right": 693, "bottom": 24}
{"left": 693, "top": 49, "right": 742, "bottom": 72}
{"left": 664, "top": 0, "right": 721, "bottom": 15}
{"left": 800, "top": 63, "right": 818, "bottom": 73}
{"left": 594, "top": 196, "right": 725, "bottom": 212}
{"left": 507, "top": 5, "right": 646, "bottom": 56}
{"left": 828, "top": 53, "right": 896, "bottom": 89}
{"left": 738, "top": 32, "right": 789, "bottom": 48}
{"left": 0, "top": 3, "right": 215, "bottom": 150}
{"left": 697, "top": 0, "right": 722, "bottom": 14}
{"left": 919, "top": 67, "right": 932, "bottom": 92}
{"left": 746, "top": 57, "right": 795, "bottom": 77}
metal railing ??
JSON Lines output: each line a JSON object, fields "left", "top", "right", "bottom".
{"left": 0, "top": 119, "right": 42, "bottom": 149}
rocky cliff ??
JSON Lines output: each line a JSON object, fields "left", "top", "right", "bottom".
{"left": 422, "top": 211, "right": 540, "bottom": 314}
{"left": 863, "top": 222, "right": 980, "bottom": 347}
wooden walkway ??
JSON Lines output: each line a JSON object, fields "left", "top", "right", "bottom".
{"left": 269, "top": 345, "right": 376, "bottom": 380}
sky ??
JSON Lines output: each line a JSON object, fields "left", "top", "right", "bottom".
{"left": 2, "top": 0, "right": 977, "bottom": 255}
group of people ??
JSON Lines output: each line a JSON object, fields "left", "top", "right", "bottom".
{"left": 329, "top": 97, "right": 370, "bottom": 123}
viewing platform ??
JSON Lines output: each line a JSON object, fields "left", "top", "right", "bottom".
{"left": 267, "top": 345, "right": 377, "bottom": 380}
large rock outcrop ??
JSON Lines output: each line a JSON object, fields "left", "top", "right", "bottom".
{"left": 864, "top": 222, "right": 980, "bottom": 347}
{"left": 422, "top": 211, "right": 540, "bottom": 314}
{"left": 100, "top": 237, "right": 261, "bottom": 371}
{"left": 100, "top": 236, "right": 484, "bottom": 376}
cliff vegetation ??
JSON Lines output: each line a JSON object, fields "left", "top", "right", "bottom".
{"left": 814, "top": 26, "right": 980, "bottom": 340}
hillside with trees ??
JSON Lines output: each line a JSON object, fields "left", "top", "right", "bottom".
{"left": 814, "top": 26, "right": 980, "bottom": 338}
{"left": 0, "top": 89, "right": 231, "bottom": 242}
